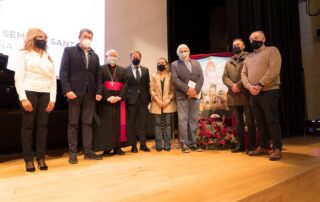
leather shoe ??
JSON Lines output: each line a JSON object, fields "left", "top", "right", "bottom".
{"left": 248, "top": 146, "right": 268, "bottom": 156}
{"left": 113, "top": 148, "right": 125, "bottom": 155}
{"left": 140, "top": 145, "right": 151, "bottom": 152}
{"left": 164, "top": 148, "right": 171, "bottom": 152}
{"left": 84, "top": 152, "right": 103, "bottom": 160}
{"left": 155, "top": 148, "right": 162, "bottom": 152}
{"left": 69, "top": 153, "right": 78, "bottom": 164}
{"left": 25, "top": 161, "right": 35, "bottom": 172}
{"left": 131, "top": 145, "right": 138, "bottom": 153}
{"left": 231, "top": 144, "right": 245, "bottom": 153}
{"left": 189, "top": 145, "right": 202, "bottom": 152}
{"left": 101, "top": 149, "right": 114, "bottom": 157}
{"left": 269, "top": 149, "right": 282, "bottom": 161}
{"left": 37, "top": 159, "right": 48, "bottom": 170}
{"left": 181, "top": 145, "right": 190, "bottom": 153}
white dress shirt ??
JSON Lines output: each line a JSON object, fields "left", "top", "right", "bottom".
{"left": 14, "top": 50, "right": 57, "bottom": 102}
{"left": 131, "top": 64, "right": 142, "bottom": 80}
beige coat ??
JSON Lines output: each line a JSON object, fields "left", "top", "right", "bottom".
{"left": 150, "top": 72, "right": 176, "bottom": 114}
{"left": 223, "top": 52, "right": 250, "bottom": 106}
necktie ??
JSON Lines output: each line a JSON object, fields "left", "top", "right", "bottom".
{"left": 136, "top": 67, "right": 141, "bottom": 82}
{"left": 85, "top": 52, "right": 89, "bottom": 70}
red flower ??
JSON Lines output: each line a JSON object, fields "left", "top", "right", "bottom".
{"left": 199, "top": 123, "right": 206, "bottom": 130}
{"left": 221, "top": 127, "right": 227, "bottom": 134}
{"left": 219, "top": 139, "right": 226, "bottom": 145}
{"left": 214, "top": 133, "right": 221, "bottom": 139}
{"left": 226, "top": 134, "right": 233, "bottom": 141}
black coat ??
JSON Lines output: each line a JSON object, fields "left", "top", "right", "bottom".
{"left": 93, "top": 64, "right": 129, "bottom": 151}
{"left": 59, "top": 45, "right": 102, "bottom": 96}
{"left": 125, "top": 65, "right": 151, "bottom": 105}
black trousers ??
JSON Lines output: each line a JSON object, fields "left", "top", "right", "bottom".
{"left": 68, "top": 93, "right": 95, "bottom": 155}
{"left": 127, "top": 96, "right": 148, "bottom": 147}
{"left": 21, "top": 91, "right": 50, "bottom": 162}
{"left": 231, "top": 105, "right": 256, "bottom": 150}
{"left": 250, "top": 90, "right": 282, "bottom": 150}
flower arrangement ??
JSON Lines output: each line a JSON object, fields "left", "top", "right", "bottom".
{"left": 197, "top": 115, "right": 237, "bottom": 150}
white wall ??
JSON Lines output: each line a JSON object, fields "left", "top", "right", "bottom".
{"left": 105, "top": 0, "right": 167, "bottom": 74}
{"left": 299, "top": 0, "right": 320, "bottom": 120}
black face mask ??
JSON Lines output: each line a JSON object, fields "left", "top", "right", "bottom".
{"left": 132, "top": 59, "right": 140, "bottom": 66}
{"left": 232, "top": 46, "right": 242, "bottom": 54}
{"left": 35, "top": 39, "right": 47, "bottom": 50}
{"left": 251, "top": 40, "right": 263, "bottom": 50}
{"left": 157, "top": 64, "right": 166, "bottom": 71}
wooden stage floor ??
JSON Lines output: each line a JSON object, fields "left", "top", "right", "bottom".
{"left": 1, "top": 136, "right": 320, "bottom": 202}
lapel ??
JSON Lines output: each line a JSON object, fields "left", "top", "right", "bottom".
{"left": 128, "top": 66, "right": 137, "bottom": 83}
{"left": 140, "top": 66, "right": 145, "bottom": 80}
{"left": 179, "top": 60, "right": 191, "bottom": 74}
{"left": 155, "top": 73, "right": 162, "bottom": 95}
{"left": 163, "top": 73, "right": 171, "bottom": 96}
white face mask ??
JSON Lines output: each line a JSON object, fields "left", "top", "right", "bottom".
{"left": 106, "top": 56, "right": 118, "bottom": 65}
{"left": 178, "top": 51, "right": 189, "bottom": 61}
{"left": 81, "top": 38, "right": 91, "bottom": 48}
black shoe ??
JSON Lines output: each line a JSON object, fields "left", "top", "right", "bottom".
{"left": 84, "top": 152, "right": 103, "bottom": 160}
{"left": 231, "top": 144, "right": 245, "bottom": 153}
{"left": 140, "top": 145, "right": 151, "bottom": 152}
{"left": 189, "top": 145, "right": 202, "bottom": 152}
{"left": 181, "top": 145, "right": 190, "bottom": 153}
{"left": 113, "top": 148, "right": 125, "bottom": 155}
{"left": 131, "top": 145, "right": 138, "bottom": 153}
{"left": 164, "top": 148, "right": 171, "bottom": 152}
{"left": 37, "top": 159, "right": 48, "bottom": 170}
{"left": 25, "top": 161, "right": 35, "bottom": 172}
{"left": 155, "top": 148, "right": 162, "bottom": 152}
{"left": 69, "top": 153, "right": 78, "bottom": 164}
{"left": 101, "top": 149, "right": 114, "bottom": 157}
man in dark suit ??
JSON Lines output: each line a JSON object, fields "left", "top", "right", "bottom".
{"left": 59, "top": 28, "right": 103, "bottom": 164}
{"left": 125, "top": 50, "right": 151, "bottom": 152}
{"left": 171, "top": 44, "right": 204, "bottom": 153}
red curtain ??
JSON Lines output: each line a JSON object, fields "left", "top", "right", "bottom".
{"left": 190, "top": 52, "right": 233, "bottom": 60}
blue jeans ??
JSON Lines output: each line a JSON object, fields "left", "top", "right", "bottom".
{"left": 154, "top": 113, "right": 172, "bottom": 149}
{"left": 176, "top": 98, "right": 200, "bottom": 147}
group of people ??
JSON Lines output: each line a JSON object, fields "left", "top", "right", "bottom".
{"left": 14, "top": 28, "right": 282, "bottom": 173}
{"left": 223, "top": 31, "right": 283, "bottom": 161}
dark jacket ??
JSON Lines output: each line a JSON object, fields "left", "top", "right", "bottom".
{"left": 125, "top": 65, "right": 151, "bottom": 105}
{"left": 223, "top": 52, "right": 250, "bottom": 106}
{"left": 59, "top": 44, "right": 102, "bottom": 96}
{"left": 170, "top": 59, "right": 204, "bottom": 100}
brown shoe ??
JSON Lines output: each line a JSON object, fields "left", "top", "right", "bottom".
{"left": 248, "top": 146, "right": 268, "bottom": 156}
{"left": 269, "top": 149, "right": 282, "bottom": 161}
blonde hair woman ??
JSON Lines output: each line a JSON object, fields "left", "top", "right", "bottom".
{"left": 150, "top": 58, "right": 176, "bottom": 151}
{"left": 15, "top": 28, "right": 56, "bottom": 172}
